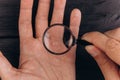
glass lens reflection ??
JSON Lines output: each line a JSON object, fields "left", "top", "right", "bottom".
{"left": 43, "top": 24, "right": 74, "bottom": 54}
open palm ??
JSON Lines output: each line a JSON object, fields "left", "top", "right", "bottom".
{"left": 0, "top": 0, "right": 81, "bottom": 80}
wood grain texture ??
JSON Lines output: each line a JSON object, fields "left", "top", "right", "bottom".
{"left": 0, "top": 0, "right": 19, "bottom": 37}
{"left": 0, "top": 0, "right": 20, "bottom": 70}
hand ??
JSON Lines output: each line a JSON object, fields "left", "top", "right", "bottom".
{"left": 82, "top": 28, "right": 120, "bottom": 80}
{"left": 0, "top": 0, "right": 81, "bottom": 80}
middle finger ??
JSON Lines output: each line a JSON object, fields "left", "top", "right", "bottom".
{"left": 36, "top": 0, "right": 51, "bottom": 38}
{"left": 50, "top": 0, "right": 66, "bottom": 25}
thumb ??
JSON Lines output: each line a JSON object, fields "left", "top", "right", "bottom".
{"left": 85, "top": 45, "right": 119, "bottom": 80}
{"left": 0, "top": 51, "right": 14, "bottom": 79}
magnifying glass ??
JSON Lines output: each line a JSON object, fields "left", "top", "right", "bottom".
{"left": 42, "top": 24, "right": 92, "bottom": 55}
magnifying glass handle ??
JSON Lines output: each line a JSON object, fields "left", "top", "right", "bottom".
{"left": 76, "top": 39, "right": 93, "bottom": 46}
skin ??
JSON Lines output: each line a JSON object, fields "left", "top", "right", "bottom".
{"left": 0, "top": 0, "right": 120, "bottom": 80}
{"left": 82, "top": 27, "right": 120, "bottom": 80}
{"left": 0, "top": 0, "right": 81, "bottom": 80}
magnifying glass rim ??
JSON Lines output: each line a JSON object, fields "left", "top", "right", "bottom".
{"left": 42, "top": 23, "right": 76, "bottom": 55}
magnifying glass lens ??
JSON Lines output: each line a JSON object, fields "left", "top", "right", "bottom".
{"left": 43, "top": 24, "right": 74, "bottom": 55}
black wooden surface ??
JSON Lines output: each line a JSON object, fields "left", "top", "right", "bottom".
{"left": 0, "top": 0, "right": 20, "bottom": 68}
{"left": 0, "top": 0, "right": 120, "bottom": 80}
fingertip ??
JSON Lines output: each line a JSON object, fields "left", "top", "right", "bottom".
{"left": 81, "top": 32, "right": 100, "bottom": 40}
{"left": 85, "top": 45, "right": 100, "bottom": 57}
{"left": 71, "top": 9, "right": 81, "bottom": 23}
{"left": 81, "top": 32, "right": 95, "bottom": 42}
{"left": 81, "top": 33, "right": 89, "bottom": 40}
{"left": 71, "top": 8, "right": 81, "bottom": 16}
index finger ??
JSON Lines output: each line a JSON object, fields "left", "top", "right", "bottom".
{"left": 19, "top": 0, "right": 33, "bottom": 40}
{"left": 82, "top": 32, "right": 109, "bottom": 51}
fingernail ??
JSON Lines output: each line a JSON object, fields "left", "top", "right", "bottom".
{"left": 85, "top": 45, "right": 98, "bottom": 57}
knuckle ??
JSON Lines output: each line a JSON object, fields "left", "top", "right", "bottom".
{"left": 36, "top": 15, "right": 48, "bottom": 22}
{"left": 115, "top": 27, "right": 120, "bottom": 33}
{"left": 40, "top": 0, "right": 50, "bottom": 4}
{"left": 106, "top": 38, "right": 120, "bottom": 51}
{"left": 99, "top": 58, "right": 110, "bottom": 67}
{"left": 88, "top": 31, "right": 102, "bottom": 42}
{"left": 114, "top": 27, "right": 120, "bottom": 36}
